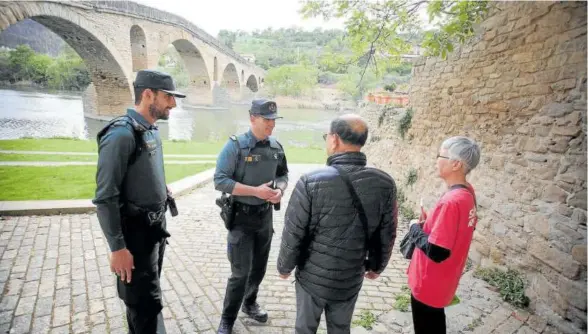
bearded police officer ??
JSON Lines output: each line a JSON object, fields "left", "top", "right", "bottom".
{"left": 93, "top": 69, "right": 186, "bottom": 333}
{"left": 214, "top": 99, "right": 289, "bottom": 333}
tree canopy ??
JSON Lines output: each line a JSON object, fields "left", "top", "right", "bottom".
{"left": 300, "top": 0, "right": 490, "bottom": 80}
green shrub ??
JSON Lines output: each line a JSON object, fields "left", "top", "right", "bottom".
{"left": 398, "top": 108, "right": 413, "bottom": 139}
{"left": 474, "top": 267, "right": 530, "bottom": 308}
{"left": 406, "top": 168, "right": 418, "bottom": 186}
{"left": 352, "top": 310, "right": 377, "bottom": 329}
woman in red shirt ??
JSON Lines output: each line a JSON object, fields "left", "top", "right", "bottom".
{"left": 407, "top": 136, "right": 481, "bottom": 334}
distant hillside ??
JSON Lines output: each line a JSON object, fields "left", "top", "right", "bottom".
{"left": 0, "top": 19, "right": 65, "bottom": 56}
{"left": 218, "top": 27, "right": 423, "bottom": 71}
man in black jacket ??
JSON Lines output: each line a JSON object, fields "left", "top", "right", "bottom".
{"left": 277, "top": 114, "right": 398, "bottom": 334}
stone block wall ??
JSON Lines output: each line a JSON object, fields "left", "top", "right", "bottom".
{"left": 363, "top": 2, "right": 586, "bottom": 332}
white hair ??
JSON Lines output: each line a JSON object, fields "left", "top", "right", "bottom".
{"left": 441, "top": 136, "right": 481, "bottom": 174}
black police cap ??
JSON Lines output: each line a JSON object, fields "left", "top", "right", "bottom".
{"left": 249, "top": 99, "right": 282, "bottom": 119}
{"left": 133, "top": 69, "right": 186, "bottom": 98}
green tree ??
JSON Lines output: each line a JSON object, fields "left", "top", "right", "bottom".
{"left": 337, "top": 65, "right": 378, "bottom": 101}
{"left": 265, "top": 64, "right": 318, "bottom": 97}
{"left": 8, "top": 45, "right": 36, "bottom": 81}
{"left": 218, "top": 30, "right": 237, "bottom": 49}
{"left": 300, "top": 0, "right": 490, "bottom": 79}
{"left": 0, "top": 50, "right": 11, "bottom": 81}
{"left": 28, "top": 53, "right": 52, "bottom": 84}
{"left": 156, "top": 46, "right": 189, "bottom": 89}
{"left": 44, "top": 45, "right": 89, "bottom": 90}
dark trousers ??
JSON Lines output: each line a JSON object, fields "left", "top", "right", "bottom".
{"left": 118, "top": 216, "right": 168, "bottom": 334}
{"left": 411, "top": 294, "right": 446, "bottom": 334}
{"left": 221, "top": 207, "right": 273, "bottom": 322}
{"left": 295, "top": 282, "right": 359, "bottom": 334}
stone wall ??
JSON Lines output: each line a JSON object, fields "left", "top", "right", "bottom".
{"left": 363, "top": 2, "right": 587, "bottom": 332}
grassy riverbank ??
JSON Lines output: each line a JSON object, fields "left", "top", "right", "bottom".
{"left": 0, "top": 138, "right": 327, "bottom": 200}
{"left": 0, "top": 139, "right": 327, "bottom": 163}
{"left": 0, "top": 163, "right": 214, "bottom": 201}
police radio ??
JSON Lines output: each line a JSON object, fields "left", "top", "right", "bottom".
{"left": 272, "top": 180, "right": 281, "bottom": 211}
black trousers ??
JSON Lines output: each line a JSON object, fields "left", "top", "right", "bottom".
{"left": 411, "top": 294, "right": 446, "bottom": 334}
{"left": 294, "top": 282, "right": 359, "bottom": 334}
{"left": 118, "top": 216, "right": 167, "bottom": 334}
{"left": 221, "top": 206, "right": 273, "bottom": 322}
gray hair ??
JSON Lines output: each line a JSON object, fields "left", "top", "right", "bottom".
{"left": 441, "top": 136, "right": 481, "bottom": 174}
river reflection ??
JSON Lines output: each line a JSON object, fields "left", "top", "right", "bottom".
{"left": 0, "top": 88, "right": 339, "bottom": 148}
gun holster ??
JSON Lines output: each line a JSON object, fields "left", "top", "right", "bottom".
{"left": 166, "top": 195, "right": 178, "bottom": 217}
{"left": 215, "top": 193, "right": 236, "bottom": 230}
{"left": 122, "top": 203, "right": 171, "bottom": 242}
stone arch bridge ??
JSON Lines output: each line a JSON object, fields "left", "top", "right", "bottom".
{"left": 0, "top": 1, "right": 266, "bottom": 115}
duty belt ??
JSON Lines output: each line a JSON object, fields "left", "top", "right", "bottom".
{"left": 122, "top": 200, "right": 166, "bottom": 218}
{"left": 121, "top": 201, "right": 171, "bottom": 239}
{"left": 235, "top": 202, "right": 271, "bottom": 215}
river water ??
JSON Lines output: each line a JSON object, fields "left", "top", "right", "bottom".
{"left": 0, "top": 88, "right": 339, "bottom": 148}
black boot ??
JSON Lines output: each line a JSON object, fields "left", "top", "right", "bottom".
{"left": 217, "top": 318, "right": 234, "bottom": 334}
{"left": 241, "top": 302, "right": 268, "bottom": 323}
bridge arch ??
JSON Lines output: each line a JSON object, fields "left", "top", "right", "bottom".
{"left": 0, "top": 3, "right": 133, "bottom": 116}
{"left": 246, "top": 74, "right": 258, "bottom": 92}
{"left": 213, "top": 57, "right": 218, "bottom": 82}
{"left": 170, "top": 39, "right": 212, "bottom": 105}
{"left": 220, "top": 63, "right": 240, "bottom": 102}
{"left": 130, "top": 25, "right": 147, "bottom": 71}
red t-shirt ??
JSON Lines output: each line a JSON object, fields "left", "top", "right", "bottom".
{"left": 407, "top": 184, "right": 477, "bottom": 308}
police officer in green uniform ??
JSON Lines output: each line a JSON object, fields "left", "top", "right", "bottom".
{"left": 93, "top": 69, "right": 186, "bottom": 334}
{"left": 214, "top": 99, "right": 289, "bottom": 333}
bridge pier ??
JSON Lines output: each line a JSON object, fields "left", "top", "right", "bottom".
{"left": 183, "top": 84, "right": 213, "bottom": 106}
{"left": 82, "top": 82, "right": 133, "bottom": 117}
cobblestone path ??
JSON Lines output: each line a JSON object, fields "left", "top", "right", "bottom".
{"left": 0, "top": 164, "right": 409, "bottom": 333}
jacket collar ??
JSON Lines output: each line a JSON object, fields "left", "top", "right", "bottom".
{"left": 326, "top": 151, "right": 367, "bottom": 167}
{"left": 246, "top": 129, "right": 269, "bottom": 147}
{"left": 127, "top": 108, "right": 157, "bottom": 130}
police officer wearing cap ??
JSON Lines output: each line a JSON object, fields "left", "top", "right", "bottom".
{"left": 214, "top": 99, "right": 289, "bottom": 333}
{"left": 93, "top": 69, "right": 186, "bottom": 333}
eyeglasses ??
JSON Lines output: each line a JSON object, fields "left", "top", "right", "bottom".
{"left": 437, "top": 154, "right": 451, "bottom": 159}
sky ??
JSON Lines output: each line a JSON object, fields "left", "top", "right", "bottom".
{"left": 134, "top": 0, "right": 345, "bottom": 37}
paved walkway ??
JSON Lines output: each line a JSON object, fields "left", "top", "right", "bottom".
{"left": 0, "top": 164, "right": 560, "bottom": 333}
{"left": 355, "top": 269, "right": 569, "bottom": 334}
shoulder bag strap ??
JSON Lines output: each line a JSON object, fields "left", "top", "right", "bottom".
{"left": 333, "top": 165, "right": 370, "bottom": 250}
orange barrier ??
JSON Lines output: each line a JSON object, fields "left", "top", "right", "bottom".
{"left": 365, "top": 93, "right": 409, "bottom": 106}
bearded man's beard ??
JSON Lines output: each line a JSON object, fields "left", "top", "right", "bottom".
{"left": 149, "top": 104, "right": 169, "bottom": 120}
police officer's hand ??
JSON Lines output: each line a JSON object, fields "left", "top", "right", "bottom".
{"left": 111, "top": 248, "right": 134, "bottom": 283}
{"left": 255, "top": 181, "right": 279, "bottom": 200}
{"left": 267, "top": 189, "right": 283, "bottom": 204}
{"left": 365, "top": 271, "right": 380, "bottom": 280}
{"left": 279, "top": 273, "right": 290, "bottom": 279}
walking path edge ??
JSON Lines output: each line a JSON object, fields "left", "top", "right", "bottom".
{"left": 0, "top": 168, "right": 215, "bottom": 216}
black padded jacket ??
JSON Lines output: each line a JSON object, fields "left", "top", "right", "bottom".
{"left": 277, "top": 152, "right": 398, "bottom": 302}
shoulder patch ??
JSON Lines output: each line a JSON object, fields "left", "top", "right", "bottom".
{"left": 229, "top": 135, "right": 237, "bottom": 141}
